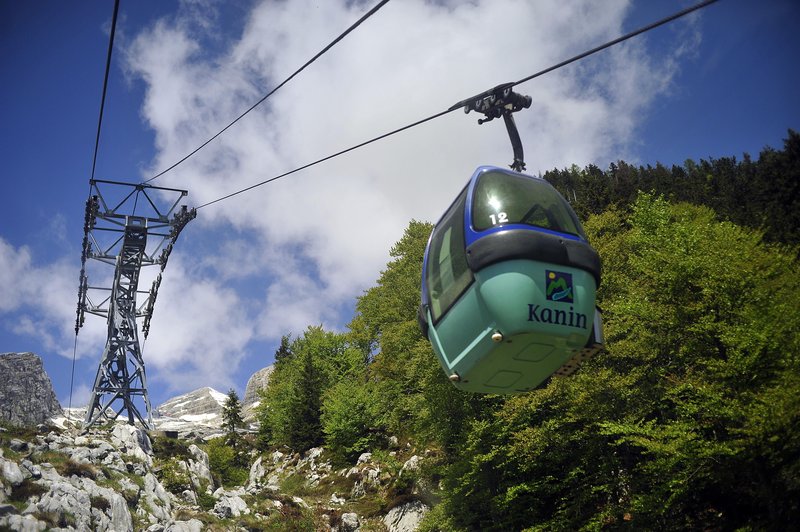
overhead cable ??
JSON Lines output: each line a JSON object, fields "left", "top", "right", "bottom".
{"left": 74, "top": 0, "right": 121, "bottom": 425}
{"left": 144, "top": 0, "right": 392, "bottom": 184}
{"left": 195, "top": 0, "right": 719, "bottom": 211}
{"left": 89, "top": 0, "right": 121, "bottom": 182}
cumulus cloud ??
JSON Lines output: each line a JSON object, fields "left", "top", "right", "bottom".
{"left": 0, "top": 237, "right": 96, "bottom": 357}
{"left": 115, "top": 0, "right": 696, "bottom": 384}
{"left": 5, "top": 0, "right": 700, "bottom": 401}
{"left": 141, "top": 255, "right": 257, "bottom": 395}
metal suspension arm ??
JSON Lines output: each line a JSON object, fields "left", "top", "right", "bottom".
{"left": 451, "top": 83, "right": 532, "bottom": 172}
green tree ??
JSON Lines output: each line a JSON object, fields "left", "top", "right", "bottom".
{"left": 206, "top": 437, "right": 249, "bottom": 487}
{"left": 321, "top": 379, "right": 385, "bottom": 462}
{"left": 222, "top": 388, "right": 244, "bottom": 456}
{"left": 430, "top": 194, "right": 800, "bottom": 530}
{"left": 348, "top": 220, "right": 497, "bottom": 452}
{"left": 257, "top": 326, "right": 362, "bottom": 452}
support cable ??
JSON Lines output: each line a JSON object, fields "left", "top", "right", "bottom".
{"left": 89, "top": 0, "right": 121, "bottom": 182}
{"left": 68, "top": 334, "right": 79, "bottom": 423}
{"left": 144, "top": 0, "right": 392, "bottom": 184}
{"left": 194, "top": 0, "right": 719, "bottom": 210}
{"left": 196, "top": 107, "right": 453, "bottom": 209}
{"left": 72, "top": 0, "right": 120, "bottom": 422}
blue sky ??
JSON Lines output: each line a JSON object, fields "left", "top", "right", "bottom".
{"left": 1, "top": 0, "right": 798, "bottom": 412}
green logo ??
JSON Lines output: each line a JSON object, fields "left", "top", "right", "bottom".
{"left": 546, "top": 270, "right": 573, "bottom": 303}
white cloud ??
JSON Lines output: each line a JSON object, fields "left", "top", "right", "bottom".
{"left": 0, "top": 237, "right": 96, "bottom": 357}
{"left": 139, "top": 255, "right": 256, "bottom": 395}
{"left": 120, "top": 0, "right": 689, "bottom": 355}
{"left": 4, "top": 0, "right": 697, "bottom": 401}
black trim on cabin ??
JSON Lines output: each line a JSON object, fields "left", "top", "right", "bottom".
{"left": 465, "top": 229, "right": 602, "bottom": 287}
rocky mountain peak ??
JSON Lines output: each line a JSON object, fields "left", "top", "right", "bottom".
{"left": 156, "top": 386, "right": 227, "bottom": 421}
{"left": 0, "top": 352, "right": 62, "bottom": 427}
{"left": 243, "top": 365, "right": 274, "bottom": 406}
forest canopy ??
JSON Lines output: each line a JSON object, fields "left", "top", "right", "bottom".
{"left": 256, "top": 130, "right": 800, "bottom": 530}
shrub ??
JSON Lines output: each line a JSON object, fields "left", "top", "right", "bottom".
{"left": 205, "top": 437, "right": 249, "bottom": 487}
{"left": 10, "top": 479, "right": 48, "bottom": 502}
{"left": 158, "top": 458, "right": 192, "bottom": 493}
{"left": 90, "top": 495, "right": 110, "bottom": 511}
{"left": 321, "top": 379, "right": 385, "bottom": 462}
{"left": 57, "top": 458, "right": 97, "bottom": 479}
{"left": 151, "top": 435, "right": 191, "bottom": 460}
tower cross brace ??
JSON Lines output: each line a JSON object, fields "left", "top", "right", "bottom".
{"left": 77, "top": 179, "right": 195, "bottom": 429}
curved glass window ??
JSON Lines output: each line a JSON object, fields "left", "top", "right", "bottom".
{"left": 471, "top": 170, "right": 585, "bottom": 238}
{"left": 426, "top": 188, "right": 473, "bottom": 322}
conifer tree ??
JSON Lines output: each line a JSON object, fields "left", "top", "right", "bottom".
{"left": 222, "top": 388, "right": 244, "bottom": 453}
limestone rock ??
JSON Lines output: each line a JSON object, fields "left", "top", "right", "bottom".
{"left": 0, "top": 513, "right": 46, "bottom": 531}
{"left": 186, "top": 444, "right": 214, "bottom": 492}
{"left": 0, "top": 458, "right": 24, "bottom": 486}
{"left": 0, "top": 352, "right": 62, "bottom": 426}
{"left": 247, "top": 455, "right": 266, "bottom": 492}
{"left": 111, "top": 423, "right": 153, "bottom": 466}
{"left": 157, "top": 387, "right": 227, "bottom": 420}
{"left": 243, "top": 365, "right": 274, "bottom": 405}
{"left": 401, "top": 455, "right": 421, "bottom": 475}
{"left": 338, "top": 512, "right": 360, "bottom": 532}
{"left": 383, "top": 500, "right": 429, "bottom": 532}
{"left": 213, "top": 491, "right": 249, "bottom": 518}
{"left": 165, "top": 519, "right": 204, "bottom": 532}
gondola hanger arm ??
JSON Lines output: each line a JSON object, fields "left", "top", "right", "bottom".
{"left": 451, "top": 83, "right": 532, "bottom": 172}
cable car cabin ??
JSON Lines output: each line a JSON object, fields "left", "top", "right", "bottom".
{"left": 419, "top": 166, "right": 604, "bottom": 393}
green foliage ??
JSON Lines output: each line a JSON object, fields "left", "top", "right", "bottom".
{"left": 321, "top": 379, "right": 385, "bottom": 462}
{"left": 255, "top": 136, "right": 800, "bottom": 530}
{"left": 196, "top": 490, "right": 216, "bottom": 511}
{"left": 157, "top": 457, "right": 192, "bottom": 494}
{"left": 222, "top": 389, "right": 244, "bottom": 437}
{"left": 222, "top": 388, "right": 248, "bottom": 467}
{"left": 151, "top": 434, "right": 191, "bottom": 460}
{"left": 347, "top": 219, "right": 498, "bottom": 451}
{"left": 544, "top": 129, "right": 800, "bottom": 246}
{"left": 417, "top": 502, "right": 464, "bottom": 532}
{"left": 257, "top": 326, "right": 364, "bottom": 452}
{"left": 205, "top": 437, "right": 249, "bottom": 488}
{"left": 430, "top": 193, "right": 800, "bottom": 530}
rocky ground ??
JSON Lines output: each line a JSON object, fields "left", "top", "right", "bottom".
{"left": 0, "top": 420, "right": 435, "bottom": 531}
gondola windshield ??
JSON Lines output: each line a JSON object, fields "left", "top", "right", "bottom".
{"left": 471, "top": 170, "right": 585, "bottom": 238}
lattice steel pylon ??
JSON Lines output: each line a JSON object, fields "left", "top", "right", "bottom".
{"left": 76, "top": 179, "right": 195, "bottom": 429}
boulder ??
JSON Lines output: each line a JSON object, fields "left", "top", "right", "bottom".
{"left": 0, "top": 352, "right": 62, "bottom": 426}
{"left": 213, "top": 493, "right": 249, "bottom": 518}
{"left": 0, "top": 513, "right": 46, "bottom": 531}
{"left": 247, "top": 455, "right": 265, "bottom": 492}
{"left": 339, "top": 512, "right": 360, "bottom": 532}
{"left": 401, "top": 455, "right": 421, "bottom": 475}
{"left": 0, "top": 458, "right": 24, "bottom": 486}
{"left": 111, "top": 424, "right": 153, "bottom": 466}
{"left": 186, "top": 444, "right": 214, "bottom": 491}
{"left": 165, "top": 519, "right": 204, "bottom": 532}
{"left": 383, "top": 500, "right": 429, "bottom": 532}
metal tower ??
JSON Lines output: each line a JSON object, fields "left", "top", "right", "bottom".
{"left": 76, "top": 179, "right": 195, "bottom": 429}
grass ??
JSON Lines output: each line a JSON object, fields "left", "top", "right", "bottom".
{"left": 9, "top": 479, "right": 48, "bottom": 502}
{"left": 31, "top": 510, "right": 76, "bottom": 529}
{"left": 58, "top": 458, "right": 98, "bottom": 479}
{"left": 90, "top": 495, "right": 111, "bottom": 511}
